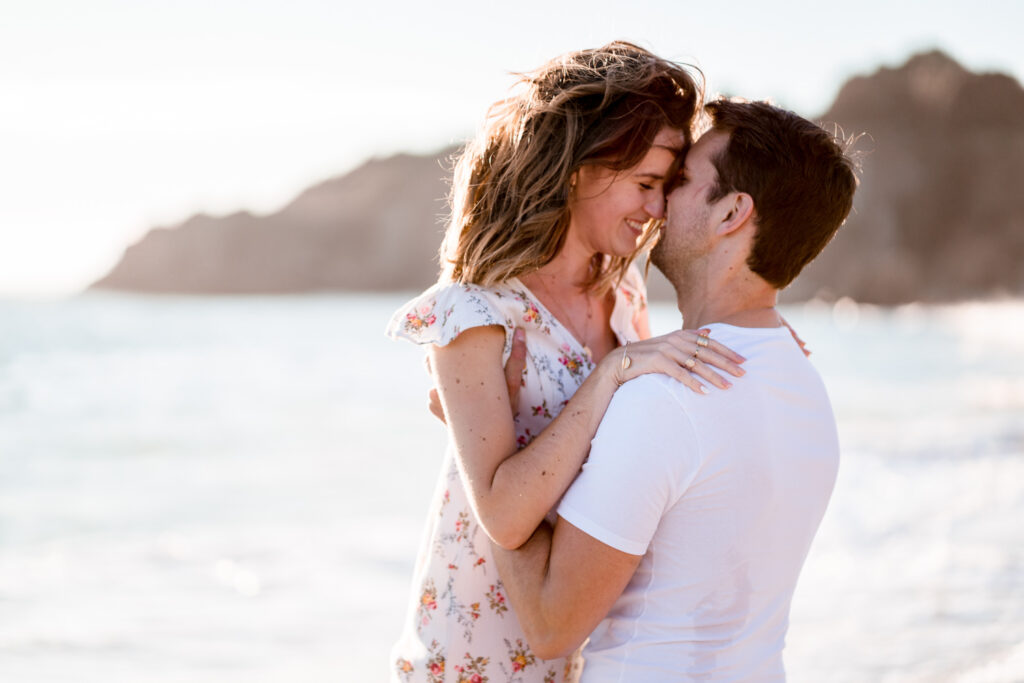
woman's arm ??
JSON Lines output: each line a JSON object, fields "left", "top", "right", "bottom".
{"left": 430, "top": 325, "right": 744, "bottom": 550}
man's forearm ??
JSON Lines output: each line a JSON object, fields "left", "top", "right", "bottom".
{"left": 490, "top": 521, "right": 565, "bottom": 658}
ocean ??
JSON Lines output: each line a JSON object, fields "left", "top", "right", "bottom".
{"left": 1, "top": 293, "right": 1022, "bottom": 682}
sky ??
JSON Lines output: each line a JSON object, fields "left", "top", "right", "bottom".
{"left": 2, "top": 0, "right": 1021, "bottom": 297}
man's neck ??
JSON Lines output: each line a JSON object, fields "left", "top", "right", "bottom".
{"left": 715, "top": 305, "right": 784, "bottom": 328}
{"left": 675, "top": 277, "right": 780, "bottom": 330}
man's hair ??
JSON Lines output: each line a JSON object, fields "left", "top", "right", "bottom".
{"left": 703, "top": 99, "right": 858, "bottom": 289}
{"left": 441, "top": 41, "right": 702, "bottom": 293}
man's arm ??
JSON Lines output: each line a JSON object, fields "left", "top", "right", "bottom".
{"left": 490, "top": 517, "right": 642, "bottom": 660}
{"left": 491, "top": 375, "right": 699, "bottom": 660}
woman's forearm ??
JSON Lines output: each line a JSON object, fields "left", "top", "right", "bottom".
{"left": 437, "top": 325, "right": 742, "bottom": 549}
{"left": 481, "top": 357, "right": 620, "bottom": 549}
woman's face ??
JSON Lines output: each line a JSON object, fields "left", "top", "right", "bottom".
{"left": 568, "top": 127, "right": 685, "bottom": 258}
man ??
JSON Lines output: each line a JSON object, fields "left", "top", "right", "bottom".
{"left": 491, "top": 99, "right": 858, "bottom": 681}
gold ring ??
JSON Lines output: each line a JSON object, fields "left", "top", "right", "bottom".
{"left": 697, "top": 335, "right": 710, "bottom": 348}
{"left": 683, "top": 357, "right": 696, "bottom": 370}
{"left": 621, "top": 344, "right": 631, "bottom": 371}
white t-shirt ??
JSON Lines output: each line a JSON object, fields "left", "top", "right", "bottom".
{"left": 557, "top": 323, "right": 839, "bottom": 682}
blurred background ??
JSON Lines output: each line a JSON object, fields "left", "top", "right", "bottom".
{"left": 2, "top": 1, "right": 1022, "bottom": 681}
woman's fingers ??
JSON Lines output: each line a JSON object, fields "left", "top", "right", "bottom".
{"left": 661, "top": 331, "right": 745, "bottom": 378}
{"left": 622, "top": 342, "right": 719, "bottom": 393}
{"left": 686, "top": 357, "right": 732, "bottom": 390}
{"left": 664, "top": 358, "right": 708, "bottom": 394}
{"left": 780, "top": 317, "right": 812, "bottom": 357}
{"left": 614, "top": 328, "right": 749, "bottom": 395}
{"left": 703, "top": 338, "right": 747, "bottom": 371}
{"left": 632, "top": 351, "right": 707, "bottom": 394}
{"left": 691, "top": 346, "right": 744, "bottom": 380}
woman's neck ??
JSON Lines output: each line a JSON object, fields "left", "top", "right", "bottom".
{"left": 528, "top": 236, "right": 596, "bottom": 293}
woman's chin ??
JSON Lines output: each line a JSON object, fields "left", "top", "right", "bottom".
{"left": 622, "top": 234, "right": 644, "bottom": 255}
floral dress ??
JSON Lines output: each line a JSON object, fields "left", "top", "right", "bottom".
{"left": 385, "top": 267, "right": 648, "bottom": 683}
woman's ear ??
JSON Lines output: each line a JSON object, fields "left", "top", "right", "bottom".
{"left": 716, "top": 192, "right": 754, "bottom": 236}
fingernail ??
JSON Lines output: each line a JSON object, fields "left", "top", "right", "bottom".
{"left": 514, "top": 328, "right": 525, "bottom": 341}
{"left": 699, "top": 385, "right": 709, "bottom": 394}
{"left": 723, "top": 380, "right": 732, "bottom": 388}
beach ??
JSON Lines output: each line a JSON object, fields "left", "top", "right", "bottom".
{"left": 1, "top": 293, "right": 1022, "bottom": 682}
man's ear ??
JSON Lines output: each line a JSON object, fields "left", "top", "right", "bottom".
{"left": 715, "top": 192, "right": 754, "bottom": 236}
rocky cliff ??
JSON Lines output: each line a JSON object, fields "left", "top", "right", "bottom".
{"left": 783, "top": 50, "right": 1024, "bottom": 303}
{"left": 93, "top": 51, "right": 1024, "bottom": 303}
{"left": 92, "top": 151, "right": 455, "bottom": 293}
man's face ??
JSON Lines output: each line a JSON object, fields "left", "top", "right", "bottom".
{"left": 651, "top": 130, "right": 730, "bottom": 279}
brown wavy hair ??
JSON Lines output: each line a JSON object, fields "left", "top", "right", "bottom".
{"left": 440, "top": 41, "right": 702, "bottom": 293}
{"left": 702, "top": 99, "right": 859, "bottom": 289}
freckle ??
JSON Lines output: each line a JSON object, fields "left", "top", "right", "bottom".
{"left": 480, "top": 382, "right": 484, "bottom": 386}
{"left": 455, "top": 378, "right": 460, "bottom": 384}
{"left": 541, "top": 470, "right": 547, "bottom": 476}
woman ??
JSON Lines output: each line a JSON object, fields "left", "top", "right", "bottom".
{"left": 386, "top": 42, "right": 745, "bottom": 682}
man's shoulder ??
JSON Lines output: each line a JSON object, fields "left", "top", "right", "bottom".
{"left": 618, "top": 371, "right": 686, "bottom": 395}
{"left": 614, "top": 373, "right": 689, "bottom": 409}
{"left": 600, "top": 374, "right": 694, "bottom": 439}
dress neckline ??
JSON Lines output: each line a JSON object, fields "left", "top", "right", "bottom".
{"left": 509, "top": 277, "right": 628, "bottom": 363}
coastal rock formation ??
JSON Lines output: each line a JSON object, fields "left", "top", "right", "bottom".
{"left": 783, "top": 50, "right": 1024, "bottom": 304}
{"left": 93, "top": 51, "right": 1024, "bottom": 303}
{"left": 92, "top": 152, "right": 455, "bottom": 293}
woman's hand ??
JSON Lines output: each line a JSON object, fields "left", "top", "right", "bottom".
{"left": 780, "top": 317, "right": 812, "bottom": 357}
{"left": 607, "top": 328, "right": 746, "bottom": 394}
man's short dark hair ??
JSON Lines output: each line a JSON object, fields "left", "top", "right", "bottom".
{"left": 704, "top": 99, "right": 858, "bottom": 289}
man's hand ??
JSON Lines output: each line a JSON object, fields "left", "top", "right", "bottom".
{"left": 428, "top": 327, "right": 526, "bottom": 424}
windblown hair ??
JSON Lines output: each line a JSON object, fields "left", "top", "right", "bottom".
{"left": 441, "top": 41, "right": 701, "bottom": 293}
{"left": 703, "top": 99, "right": 859, "bottom": 289}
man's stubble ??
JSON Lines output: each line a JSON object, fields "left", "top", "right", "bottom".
{"left": 651, "top": 196, "right": 713, "bottom": 296}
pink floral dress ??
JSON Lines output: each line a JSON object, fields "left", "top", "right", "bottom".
{"left": 385, "top": 267, "right": 648, "bottom": 683}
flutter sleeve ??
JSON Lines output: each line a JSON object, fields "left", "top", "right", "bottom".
{"left": 609, "top": 262, "right": 650, "bottom": 344}
{"left": 385, "top": 282, "right": 516, "bottom": 363}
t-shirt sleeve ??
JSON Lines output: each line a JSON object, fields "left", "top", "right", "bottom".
{"left": 557, "top": 375, "right": 701, "bottom": 555}
{"left": 385, "top": 282, "right": 516, "bottom": 362}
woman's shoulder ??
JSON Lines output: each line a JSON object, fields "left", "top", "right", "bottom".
{"left": 606, "top": 262, "right": 650, "bottom": 343}
{"left": 616, "top": 262, "right": 648, "bottom": 311}
{"left": 385, "top": 279, "right": 520, "bottom": 349}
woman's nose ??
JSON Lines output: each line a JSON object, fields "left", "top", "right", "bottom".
{"left": 646, "top": 195, "right": 667, "bottom": 220}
